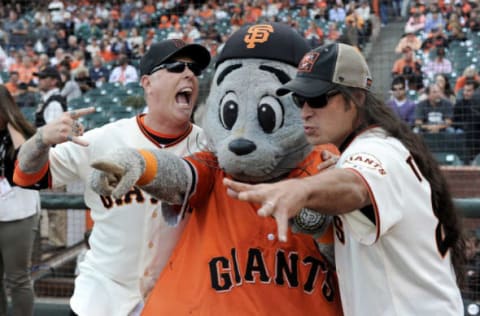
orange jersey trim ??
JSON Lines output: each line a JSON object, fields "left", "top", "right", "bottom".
{"left": 13, "top": 161, "right": 49, "bottom": 187}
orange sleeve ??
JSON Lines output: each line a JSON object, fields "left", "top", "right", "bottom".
{"left": 13, "top": 160, "right": 49, "bottom": 187}
{"left": 184, "top": 152, "right": 217, "bottom": 208}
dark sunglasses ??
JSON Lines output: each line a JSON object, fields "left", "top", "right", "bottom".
{"left": 292, "top": 90, "right": 340, "bottom": 109}
{"left": 150, "top": 61, "right": 202, "bottom": 76}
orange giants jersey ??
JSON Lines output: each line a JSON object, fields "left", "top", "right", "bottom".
{"left": 142, "top": 145, "right": 343, "bottom": 316}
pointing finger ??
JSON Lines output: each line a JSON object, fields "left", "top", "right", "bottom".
{"left": 68, "top": 107, "right": 96, "bottom": 119}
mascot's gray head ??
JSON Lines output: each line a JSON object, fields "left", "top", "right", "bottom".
{"left": 203, "top": 23, "right": 312, "bottom": 182}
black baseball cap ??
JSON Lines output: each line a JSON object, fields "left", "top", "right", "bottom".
{"left": 215, "top": 22, "right": 310, "bottom": 68}
{"left": 139, "top": 39, "right": 211, "bottom": 76}
{"left": 277, "top": 43, "right": 372, "bottom": 97}
{"left": 33, "top": 66, "right": 61, "bottom": 81}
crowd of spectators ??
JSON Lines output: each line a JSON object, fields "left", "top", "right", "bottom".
{"left": 387, "top": 0, "right": 480, "bottom": 164}
{"left": 0, "top": 0, "right": 377, "bottom": 109}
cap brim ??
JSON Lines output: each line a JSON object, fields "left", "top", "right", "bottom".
{"left": 276, "top": 77, "right": 335, "bottom": 98}
{"left": 168, "top": 44, "right": 211, "bottom": 70}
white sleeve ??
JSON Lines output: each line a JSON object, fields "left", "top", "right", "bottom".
{"left": 338, "top": 137, "right": 408, "bottom": 245}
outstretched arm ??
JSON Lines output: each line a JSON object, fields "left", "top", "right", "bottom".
{"left": 90, "top": 148, "right": 191, "bottom": 205}
{"left": 17, "top": 107, "right": 95, "bottom": 174}
{"left": 224, "top": 168, "right": 370, "bottom": 242}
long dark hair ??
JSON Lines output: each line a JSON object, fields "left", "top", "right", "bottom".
{"left": 339, "top": 85, "right": 465, "bottom": 284}
{"left": 0, "top": 85, "right": 36, "bottom": 158}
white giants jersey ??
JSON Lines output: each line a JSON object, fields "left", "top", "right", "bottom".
{"left": 333, "top": 127, "right": 463, "bottom": 316}
{"left": 48, "top": 116, "right": 206, "bottom": 316}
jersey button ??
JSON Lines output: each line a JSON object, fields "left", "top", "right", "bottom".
{"left": 267, "top": 233, "right": 275, "bottom": 241}
{"left": 148, "top": 241, "right": 154, "bottom": 248}
{"left": 152, "top": 211, "right": 158, "bottom": 218}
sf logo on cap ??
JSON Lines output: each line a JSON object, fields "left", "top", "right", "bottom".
{"left": 244, "top": 24, "right": 274, "bottom": 48}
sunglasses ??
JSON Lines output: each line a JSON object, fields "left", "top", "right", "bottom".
{"left": 392, "top": 87, "right": 405, "bottom": 91}
{"left": 150, "top": 61, "right": 202, "bottom": 76}
{"left": 293, "top": 90, "right": 340, "bottom": 109}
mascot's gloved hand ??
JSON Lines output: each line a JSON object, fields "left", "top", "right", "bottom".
{"left": 89, "top": 148, "right": 146, "bottom": 199}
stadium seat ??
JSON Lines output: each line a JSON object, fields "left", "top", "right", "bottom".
{"left": 472, "top": 153, "right": 480, "bottom": 166}
{"left": 420, "top": 132, "right": 469, "bottom": 163}
{"left": 432, "top": 152, "right": 463, "bottom": 166}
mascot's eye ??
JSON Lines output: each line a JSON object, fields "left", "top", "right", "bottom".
{"left": 257, "top": 96, "right": 284, "bottom": 134}
{"left": 219, "top": 93, "right": 238, "bottom": 130}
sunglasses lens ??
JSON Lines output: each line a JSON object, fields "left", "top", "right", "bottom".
{"left": 292, "top": 90, "right": 339, "bottom": 109}
{"left": 187, "top": 63, "right": 202, "bottom": 76}
{"left": 165, "top": 62, "right": 202, "bottom": 76}
{"left": 293, "top": 94, "right": 306, "bottom": 108}
{"left": 166, "top": 62, "right": 186, "bottom": 73}
{"left": 307, "top": 94, "right": 329, "bottom": 108}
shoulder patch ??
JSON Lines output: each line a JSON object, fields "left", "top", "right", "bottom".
{"left": 342, "top": 152, "right": 386, "bottom": 175}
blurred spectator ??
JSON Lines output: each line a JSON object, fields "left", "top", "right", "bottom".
{"left": 395, "top": 31, "right": 422, "bottom": 54}
{"left": 59, "top": 67, "right": 81, "bottom": 102}
{"left": 463, "top": 230, "right": 480, "bottom": 300}
{"left": 421, "top": 27, "right": 449, "bottom": 53}
{"left": 17, "top": 55, "right": 38, "bottom": 87}
{"left": 127, "top": 27, "right": 144, "bottom": 58}
{"left": 454, "top": 66, "right": 480, "bottom": 94}
{"left": 447, "top": 25, "right": 467, "bottom": 44}
{"left": 392, "top": 46, "right": 423, "bottom": 90}
{"left": 380, "top": 0, "right": 389, "bottom": 26}
{"left": 4, "top": 70, "right": 20, "bottom": 96}
{"left": 329, "top": 3, "right": 346, "bottom": 23}
{"left": 108, "top": 54, "right": 138, "bottom": 86}
{"left": 414, "top": 83, "right": 454, "bottom": 133}
{"left": 304, "top": 20, "right": 324, "bottom": 48}
{"left": 50, "top": 48, "right": 66, "bottom": 67}
{"left": 15, "top": 82, "right": 38, "bottom": 108}
{"left": 37, "top": 53, "right": 51, "bottom": 73}
{"left": 48, "top": 0, "right": 65, "bottom": 25}
{"left": 453, "top": 80, "right": 480, "bottom": 163}
{"left": 423, "top": 47, "right": 452, "bottom": 80}
{"left": 404, "top": 12, "right": 426, "bottom": 34}
{"left": 387, "top": 76, "right": 417, "bottom": 126}
{"left": 325, "top": 22, "right": 341, "bottom": 44}
{"left": 435, "top": 73, "right": 456, "bottom": 104}
{"left": 3, "top": 11, "right": 28, "bottom": 51}
{"left": 355, "top": 0, "right": 372, "bottom": 37}
{"left": 346, "top": 9, "right": 366, "bottom": 48}
{"left": 33, "top": 66, "right": 66, "bottom": 127}
{"left": 88, "top": 55, "right": 110, "bottom": 88}
{"left": 0, "top": 85, "right": 40, "bottom": 316}
{"left": 74, "top": 66, "right": 95, "bottom": 94}
{"left": 424, "top": 6, "right": 446, "bottom": 33}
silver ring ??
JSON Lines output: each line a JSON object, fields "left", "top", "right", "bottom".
{"left": 66, "top": 135, "right": 73, "bottom": 142}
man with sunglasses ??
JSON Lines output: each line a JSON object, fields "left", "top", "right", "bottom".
{"left": 224, "top": 43, "right": 464, "bottom": 316}
{"left": 13, "top": 39, "right": 211, "bottom": 316}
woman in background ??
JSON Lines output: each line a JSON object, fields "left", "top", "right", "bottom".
{"left": 0, "top": 85, "right": 40, "bottom": 316}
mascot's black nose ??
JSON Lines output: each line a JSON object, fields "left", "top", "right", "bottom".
{"left": 228, "top": 138, "right": 257, "bottom": 156}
